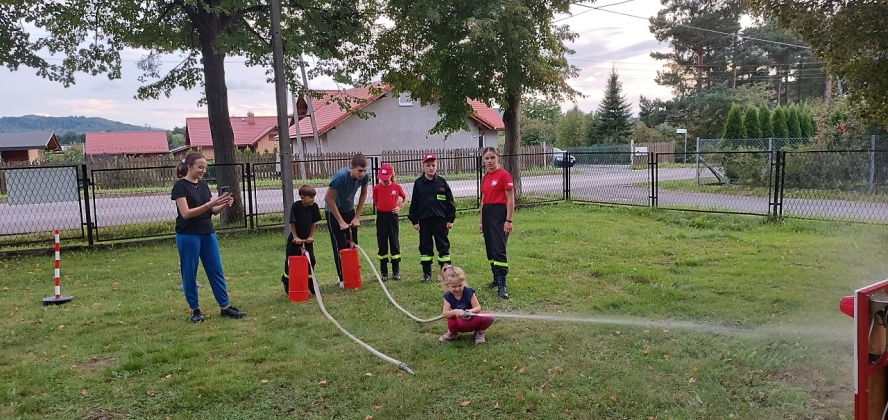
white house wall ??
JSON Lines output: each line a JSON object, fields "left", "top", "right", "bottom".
{"left": 320, "top": 94, "right": 498, "bottom": 155}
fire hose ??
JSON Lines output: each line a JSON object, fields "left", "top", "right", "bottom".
{"left": 308, "top": 261, "right": 415, "bottom": 375}
{"left": 354, "top": 244, "right": 444, "bottom": 324}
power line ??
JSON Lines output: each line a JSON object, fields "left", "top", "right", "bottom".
{"left": 554, "top": 0, "right": 636, "bottom": 23}
{"left": 574, "top": 4, "right": 813, "bottom": 50}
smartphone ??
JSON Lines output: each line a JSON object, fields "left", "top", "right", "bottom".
{"left": 219, "top": 186, "right": 230, "bottom": 195}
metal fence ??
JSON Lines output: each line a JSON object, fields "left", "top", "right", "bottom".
{"left": 4, "top": 148, "right": 888, "bottom": 250}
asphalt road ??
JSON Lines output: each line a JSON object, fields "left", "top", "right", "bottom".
{"left": 2, "top": 165, "right": 886, "bottom": 237}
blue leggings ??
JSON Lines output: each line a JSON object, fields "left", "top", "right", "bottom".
{"left": 176, "top": 233, "right": 230, "bottom": 309}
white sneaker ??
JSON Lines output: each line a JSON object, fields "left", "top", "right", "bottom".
{"left": 339, "top": 281, "right": 344, "bottom": 288}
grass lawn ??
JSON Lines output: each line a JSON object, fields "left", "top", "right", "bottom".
{"left": 2, "top": 203, "right": 885, "bottom": 419}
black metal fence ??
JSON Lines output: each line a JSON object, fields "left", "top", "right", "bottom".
{"left": 3, "top": 149, "right": 888, "bottom": 250}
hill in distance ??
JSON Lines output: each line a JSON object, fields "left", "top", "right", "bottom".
{"left": 0, "top": 115, "right": 168, "bottom": 134}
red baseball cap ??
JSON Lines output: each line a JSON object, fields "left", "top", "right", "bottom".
{"left": 378, "top": 163, "right": 394, "bottom": 180}
{"left": 422, "top": 153, "right": 437, "bottom": 163}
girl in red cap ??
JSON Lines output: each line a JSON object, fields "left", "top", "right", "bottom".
{"left": 373, "top": 163, "right": 407, "bottom": 280}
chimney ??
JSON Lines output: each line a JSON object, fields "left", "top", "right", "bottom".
{"left": 247, "top": 111, "right": 255, "bottom": 125}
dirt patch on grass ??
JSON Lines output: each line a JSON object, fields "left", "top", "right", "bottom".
{"left": 76, "top": 356, "right": 118, "bottom": 371}
{"left": 83, "top": 409, "right": 129, "bottom": 420}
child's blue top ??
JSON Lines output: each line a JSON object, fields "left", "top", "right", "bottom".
{"left": 443, "top": 287, "right": 476, "bottom": 310}
{"left": 327, "top": 167, "right": 370, "bottom": 213}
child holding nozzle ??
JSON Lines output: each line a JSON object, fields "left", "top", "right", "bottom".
{"left": 438, "top": 264, "right": 494, "bottom": 344}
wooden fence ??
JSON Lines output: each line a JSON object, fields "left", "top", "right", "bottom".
{"left": 632, "top": 141, "right": 676, "bottom": 165}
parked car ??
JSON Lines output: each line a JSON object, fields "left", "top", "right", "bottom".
{"left": 553, "top": 147, "right": 576, "bottom": 168}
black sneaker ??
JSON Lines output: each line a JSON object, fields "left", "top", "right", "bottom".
{"left": 421, "top": 273, "right": 432, "bottom": 283}
{"left": 393, "top": 273, "right": 401, "bottom": 281}
{"left": 381, "top": 275, "right": 389, "bottom": 282}
{"left": 220, "top": 306, "right": 246, "bottom": 319}
{"left": 190, "top": 308, "right": 205, "bottom": 323}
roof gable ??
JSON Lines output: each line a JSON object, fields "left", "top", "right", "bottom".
{"left": 85, "top": 131, "right": 169, "bottom": 155}
{"left": 0, "top": 132, "right": 60, "bottom": 151}
{"left": 286, "top": 85, "right": 505, "bottom": 138}
{"left": 186, "top": 115, "right": 287, "bottom": 148}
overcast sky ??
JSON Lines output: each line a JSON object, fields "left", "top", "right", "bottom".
{"left": 0, "top": 0, "right": 673, "bottom": 131}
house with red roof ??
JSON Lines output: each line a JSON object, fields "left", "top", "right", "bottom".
{"left": 183, "top": 112, "right": 292, "bottom": 160}
{"left": 85, "top": 131, "right": 170, "bottom": 158}
{"left": 286, "top": 85, "right": 504, "bottom": 156}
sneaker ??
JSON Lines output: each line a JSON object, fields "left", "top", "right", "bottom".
{"left": 484, "top": 281, "right": 497, "bottom": 290}
{"left": 421, "top": 273, "right": 432, "bottom": 283}
{"left": 339, "top": 281, "right": 344, "bottom": 288}
{"left": 474, "top": 330, "right": 486, "bottom": 344}
{"left": 439, "top": 331, "right": 458, "bottom": 342}
{"left": 220, "top": 306, "right": 245, "bottom": 319}
{"left": 381, "top": 275, "right": 389, "bottom": 282}
{"left": 393, "top": 273, "right": 401, "bottom": 281}
{"left": 178, "top": 282, "right": 203, "bottom": 291}
{"left": 190, "top": 308, "right": 204, "bottom": 323}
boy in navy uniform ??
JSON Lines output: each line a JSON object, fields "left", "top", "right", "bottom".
{"left": 408, "top": 153, "right": 456, "bottom": 282}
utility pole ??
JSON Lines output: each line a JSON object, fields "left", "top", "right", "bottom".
{"left": 270, "top": 0, "right": 294, "bottom": 234}
{"left": 299, "top": 59, "right": 323, "bottom": 154}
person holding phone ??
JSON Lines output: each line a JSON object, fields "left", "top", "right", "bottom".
{"left": 171, "top": 152, "right": 246, "bottom": 323}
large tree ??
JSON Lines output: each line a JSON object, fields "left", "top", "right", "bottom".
{"left": 721, "top": 104, "right": 746, "bottom": 139}
{"left": 590, "top": 68, "right": 633, "bottom": 144}
{"left": 649, "top": 0, "right": 746, "bottom": 95}
{"left": 372, "top": 0, "right": 579, "bottom": 194}
{"left": 4, "top": 0, "right": 377, "bottom": 221}
{"left": 556, "top": 106, "right": 587, "bottom": 148}
{"left": 746, "top": 0, "right": 888, "bottom": 125}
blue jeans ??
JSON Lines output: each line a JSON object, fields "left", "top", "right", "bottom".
{"left": 176, "top": 233, "right": 229, "bottom": 309}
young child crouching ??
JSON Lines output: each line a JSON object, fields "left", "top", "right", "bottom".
{"left": 439, "top": 265, "right": 494, "bottom": 344}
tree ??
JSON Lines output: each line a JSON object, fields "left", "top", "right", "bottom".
{"left": 744, "top": 107, "right": 762, "bottom": 139}
{"left": 746, "top": 0, "right": 888, "bottom": 126}
{"left": 372, "top": 0, "right": 579, "bottom": 195}
{"left": 520, "top": 115, "right": 556, "bottom": 146}
{"left": 522, "top": 98, "right": 562, "bottom": 126}
{"left": 591, "top": 68, "right": 633, "bottom": 144}
{"left": 758, "top": 104, "right": 774, "bottom": 138}
{"left": 168, "top": 134, "right": 186, "bottom": 150}
{"left": 5, "top": 1, "right": 378, "bottom": 222}
{"left": 799, "top": 110, "right": 813, "bottom": 138}
{"left": 555, "top": 106, "right": 587, "bottom": 148}
{"left": 649, "top": 0, "right": 746, "bottom": 95}
{"left": 772, "top": 106, "right": 789, "bottom": 138}
{"left": 583, "top": 112, "right": 599, "bottom": 146}
{"left": 638, "top": 95, "right": 668, "bottom": 127}
{"left": 722, "top": 104, "right": 747, "bottom": 139}
{"left": 786, "top": 105, "right": 802, "bottom": 138}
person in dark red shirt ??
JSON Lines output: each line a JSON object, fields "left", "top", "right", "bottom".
{"left": 479, "top": 147, "right": 515, "bottom": 299}
{"left": 373, "top": 163, "right": 407, "bottom": 281}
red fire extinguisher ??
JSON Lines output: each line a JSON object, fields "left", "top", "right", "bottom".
{"left": 340, "top": 230, "right": 362, "bottom": 290}
{"left": 288, "top": 248, "right": 310, "bottom": 302}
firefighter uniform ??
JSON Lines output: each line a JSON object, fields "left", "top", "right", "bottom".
{"left": 408, "top": 171, "right": 456, "bottom": 279}
{"left": 481, "top": 167, "right": 514, "bottom": 299}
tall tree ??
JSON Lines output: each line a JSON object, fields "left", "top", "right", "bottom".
{"left": 638, "top": 95, "right": 668, "bottom": 127}
{"left": 591, "top": 68, "right": 633, "bottom": 144}
{"left": 520, "top": 115, "right": 557, "bottom": 146}
{"left": 4, "top": 1, "right": 377, "bottom": 222}
{"left": 758, "top": 104, "right": 774, "bottom": 138}
{"left": 786, "top": 105, "right": 802, "bottom": 138}
{"left": 772, "top": 106, "right": 789, "bottom": 138}
{"left": 372, "top": 0, "right": 579, "bottom": 194}
{"left": 522, "top": 98, "right": 562, "bottom": 126}
{"left": 649, "top": 0, "right": 746, "bottom": 95}
{"left": 722, "top": 104, "right": 747, "bottom": 139}
{"left": 746, "top": 0, "right": 888, "bottom": 125}
{"left": 556, "top": 106, "right": 587, "bottom": 148}
{"left": 744, "top": 107, "right": 762, "bottom": 139}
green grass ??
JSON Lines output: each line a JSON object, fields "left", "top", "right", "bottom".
{"left": 2, "top": 203, "right": 882, "bottom": 419}
{"left": 653, "top": 179, "right": 888, "bottom": 203}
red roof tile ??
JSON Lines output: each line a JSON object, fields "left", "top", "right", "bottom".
{"left": 286, "top": 85, "right": 504, "bottom": 138}
{"left": 85, "top": 131, "right": 169, "bottom": 155}
{"left": 186, "top": 115, "right": 287, "bottom": 148}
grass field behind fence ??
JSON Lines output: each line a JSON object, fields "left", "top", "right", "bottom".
{"left": 2, "top": 203, "right": 886, "bottom": 419}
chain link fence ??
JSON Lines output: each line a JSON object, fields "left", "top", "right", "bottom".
{"left": 0, "top": 165, "right": 85, "bottom": 247}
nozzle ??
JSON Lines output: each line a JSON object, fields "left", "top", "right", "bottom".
{"left": 399, "top": 363, "right": 415, "bottom": 375}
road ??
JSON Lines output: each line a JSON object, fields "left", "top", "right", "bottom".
{"left": 2, "top": 165, "right": 887, "bottom": 237}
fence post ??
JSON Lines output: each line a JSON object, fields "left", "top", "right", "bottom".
{"left": 771, "top": 151, "right": 784, "bottom": 218}
{"left": 563, "top": 150, "right": 571, "bottom": 202}
{"left": 870, "top": 135, "right": 876, "bottom": 192}
{"left": 80, "top": 164, "right": 94, "bottom": 247}
{"left": 649, "top": 152, "right": 657, "bottom": 207}
{"left": 695, "top": 137, "right": 701, "bottom": 185}
{"left": 245, "top": 163, "right": 254, "bottom": 230}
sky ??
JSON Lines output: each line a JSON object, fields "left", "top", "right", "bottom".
{"left": 0, "top": 0, "right": 673, "bottom": 131}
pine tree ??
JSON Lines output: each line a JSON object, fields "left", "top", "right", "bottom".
{"left": 800, "top": 110, "right": 814, "bottom": 138}
{"left": 592, "top": 68, "right": 633, "bottom": 144}
{"left": 744, "top": 107, "right": 762, "bottom": 139}
{"left": 787, "top": 105, "right": 802, "bottom": 138}
{"left": 722, "top": 104, "right": 747, "bottom": 139}
{"left": 772, "top": 106, "right": 789, "bottom": 138}
{"left": 758, "top": 104, "right": 773, "bottom": 138}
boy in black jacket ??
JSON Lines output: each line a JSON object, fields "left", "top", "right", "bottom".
{"left": 408, "top": 153, "right": 456, "bottom": 282}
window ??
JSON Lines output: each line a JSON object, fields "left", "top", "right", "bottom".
{"left": 398, "top": 92, "right": 413, "bottom": 107}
